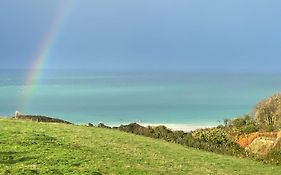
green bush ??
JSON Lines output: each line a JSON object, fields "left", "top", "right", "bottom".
{"left": 183, "top": 131, "right": 245, "bottom": 156}
{"left": 264, "top": 148, "right": 281, "bottom": 164}
{"left": 112, "top": 120, "right": 281, "bottom": 164}
{"left": 225, "top": 115, "right": 259, "bottom": 135}
{"left": 192, "top": 127, "right": 233, "bottom": 145}
{"left": 241, "top": 123, "right": 259, "bottom": 134}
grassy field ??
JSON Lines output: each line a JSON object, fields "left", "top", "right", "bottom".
{"left": 0, "top": 119, "right": 281, "bottom": 175}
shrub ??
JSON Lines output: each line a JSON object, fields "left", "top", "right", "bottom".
{"left": 254, "top": 93, "right": 281, "bottom": 129}
{"left": 192, "top": 127, "right": 233, "bottom": 145}
{"left": 264, "top": 148, "right": 281, "bottom": 164}
{"left": 241, "top": 124, "right": 258, "bottom": 133}
{"left": 190, "top": 127, "right": 246, "bottom": 156}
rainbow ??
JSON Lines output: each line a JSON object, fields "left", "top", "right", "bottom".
{"left": 20, "top": 0, "right": 74, "bottom": 111}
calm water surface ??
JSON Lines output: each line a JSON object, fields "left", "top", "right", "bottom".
{"left": 0, "top": 70, "right": 280, "bottom": 126}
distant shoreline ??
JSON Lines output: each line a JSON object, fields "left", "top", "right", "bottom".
{"left": 1, "top": 114, "right": 216, "bottom": 132}
{"left": 103, "top": 122, "right": 216, "bottom": 132}
{"left": 141, "top": 123, "right": 215, "bottom": 132}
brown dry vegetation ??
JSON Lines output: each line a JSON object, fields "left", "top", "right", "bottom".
{"left": 254, "top": 93, "right": 281, "bottom": 129}
{"left": 237, "top": 132, "right": 277, "bottom": 148}
{"left": 246, "top": 137, "right": 276, "bottom": 155}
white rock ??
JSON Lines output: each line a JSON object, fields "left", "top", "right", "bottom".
{"left": 15, "top": 111, "right": 21, "bottom": 118}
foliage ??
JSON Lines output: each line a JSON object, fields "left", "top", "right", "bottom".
{"left": 229, "top": 115, "right": 252, "bottom": 127}
{"left": 13, "top": 115, "right": 72, "bottom": 124}
{"left": 254, "top": 93, "right": 281, "bottom": 130}
{"left": 117, "top": 123, "right": 187, "bottom": 144}
{"left": 192, "top": 127, "right": 232, "bottom": 145}
{"left": 115, "top": 123, "right": 247, "bottom": 157}
{"left": 114, "top": 117, "right": 281, "bottom": 164}
{"left": 264, "top": 148, "right": 281, "bottom": 165}
{"left": 226, "top": 115, "right": 259, "bottom": 135}
{"left": 190, "top": 127, "right": 246, "bottom": 156}
{"left": 3, "top": 119, "right": 281, "bottom": 174}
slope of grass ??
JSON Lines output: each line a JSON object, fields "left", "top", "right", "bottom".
{"left": 0, "top": 119, "right": 281, "bottom": 175}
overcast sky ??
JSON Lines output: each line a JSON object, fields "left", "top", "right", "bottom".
{"left": 0, "top": 0, "right": 280, "bottom": 72}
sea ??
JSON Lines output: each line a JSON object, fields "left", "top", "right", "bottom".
{"left": 0, "top": 69, "right": 281, "bottom": 128}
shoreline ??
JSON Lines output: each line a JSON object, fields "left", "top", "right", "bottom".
{"left": 141, "top": 123, "right": 216, "bottom": 132}
{"left": 106, "top": 122, "right": 216, "bottom": 132}
{"left": 1, "top": 115, "right": 216, "bottom": 132}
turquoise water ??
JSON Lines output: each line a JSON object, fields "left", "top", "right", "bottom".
{"left": 0, "top": 70, "right": 281, "bottom": 125}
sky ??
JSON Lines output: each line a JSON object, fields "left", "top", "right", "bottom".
{"left": 0, "top": 0, "right": 280, "bottom": 72}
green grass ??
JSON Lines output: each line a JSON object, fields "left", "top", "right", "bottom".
{"left": 0, "top": 119, "right": 281, "bottom": 175}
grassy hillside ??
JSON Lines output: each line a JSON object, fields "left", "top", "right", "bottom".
{"left": 0, "top": 119, "right": 281, "bottom": 175}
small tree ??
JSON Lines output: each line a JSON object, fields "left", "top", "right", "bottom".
{"left": 254, "top": 93, "right": 281, "bottom": 129}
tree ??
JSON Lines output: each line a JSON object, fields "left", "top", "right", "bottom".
{"left": 254, "top": 93, "right": 281, "bottom": 129}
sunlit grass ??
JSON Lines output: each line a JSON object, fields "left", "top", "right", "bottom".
{"left": 0, "top": 119, "right": 280, "bottom": 175}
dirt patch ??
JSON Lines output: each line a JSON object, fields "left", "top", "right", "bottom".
{"left": 236, "top": 132, "right": 277, "bottom": 148}
{"left": 246, "top": 137, "right": 275, "bottom": 155}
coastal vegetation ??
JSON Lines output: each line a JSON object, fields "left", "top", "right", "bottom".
{"left": 97, "top": 93, "right": 281, "bottom": 165}
{"left": 1, "top": 93, "right": 281, "bottom": 174}
{"left": 1, "top": 119, "right": 281, "bottom": 175}
{"left": 13, "top": 114, "right": 72, "bottom": 125}
{"left": 254, "top": 93, "right": 281, "bottom": 130}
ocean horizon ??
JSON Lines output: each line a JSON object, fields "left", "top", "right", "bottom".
{"left": 1, "top": 69, "right": 281, "bottom": 127}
